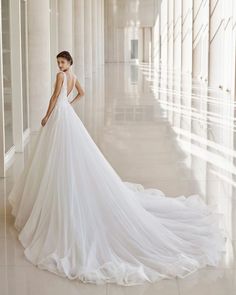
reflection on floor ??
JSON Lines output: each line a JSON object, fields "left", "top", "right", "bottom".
{"left": 1, "top": 62, "right": 235, "bottom": 294}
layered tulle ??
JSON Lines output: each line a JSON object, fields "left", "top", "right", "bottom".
{"left": 8, "top": 72, "right": 227, "bottom": 286}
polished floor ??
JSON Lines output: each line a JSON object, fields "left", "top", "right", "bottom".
{"left": 1, "top": 62, "right": 236, "bottom": 294}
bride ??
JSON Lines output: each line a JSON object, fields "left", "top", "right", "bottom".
{"left": 8, "top": 50, "right": 227, "bottom": 286}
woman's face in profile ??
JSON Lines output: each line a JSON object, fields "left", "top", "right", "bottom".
{"left": 57, "top": 57, "right": 70, "bottom": 71}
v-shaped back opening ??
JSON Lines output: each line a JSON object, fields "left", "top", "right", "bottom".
{"left": 63, "top": 71, "right": 75, "bottom": 97}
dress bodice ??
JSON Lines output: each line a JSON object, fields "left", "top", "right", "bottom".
{"left": 58, "top": 71, "right": 76, "bottom": 102}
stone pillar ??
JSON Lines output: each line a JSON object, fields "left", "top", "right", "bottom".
{"left": 58, "top": 0, "right": 73, "bottom": 55}
{"left": 0, "top": 0, "right": 5, "bottom": 176}
{"left": 27, "top": 0, "right": 51, "bottom": 131}
{"left": 138, "top": 28, "right": 144, "bottom": 63}
{"left": 101, "top": 0, "right": 105, "bottom": 64}
{"left": 74, "top": 0, "right": 85, "bottom": 86}
{"left": 84, "top": 0, "right": 92, "bottom": 78}
{"left": 96, "top": 0, "right": 100, "bottom": 66}
{"left": 50, "top": 0, "right": 59, "bottom": 83}
{"left": 10, "top": 0, "right": 24, "bottom": 152}
{"left": 92, "top": 0, "right": 97, "bottom": 71}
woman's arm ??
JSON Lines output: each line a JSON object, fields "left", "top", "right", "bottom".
{"left": 41, "top": 72, "right": 64, "bottom": 126}
{"left": 70, "top": 78, "right": 85, "bottom": 104}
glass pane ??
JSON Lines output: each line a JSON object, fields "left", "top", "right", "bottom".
{"left": 1, "top": 0, "right": 13, "bottom": 152}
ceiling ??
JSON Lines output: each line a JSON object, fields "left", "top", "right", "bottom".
{"left": 106, "top": 0, "right": 160, "bottom": 27}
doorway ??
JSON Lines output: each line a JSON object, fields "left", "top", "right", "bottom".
{"left": 131, "top": 39, "right": 138, "bottom": 59}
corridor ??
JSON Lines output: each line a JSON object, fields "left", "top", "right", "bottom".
{"left": 1, "top": 62, "right": 235, "bottom": 294}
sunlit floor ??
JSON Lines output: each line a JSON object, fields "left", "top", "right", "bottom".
{"left": 1, "top": 62, "right": 236, "bottom": 294}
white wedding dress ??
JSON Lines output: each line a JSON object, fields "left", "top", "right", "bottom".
{"left": 8, "top": 71, "right": 227, "bottom": 286}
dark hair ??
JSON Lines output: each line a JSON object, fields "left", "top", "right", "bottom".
{"left": 56, "top": 51, "right": 73, "bottom": 65}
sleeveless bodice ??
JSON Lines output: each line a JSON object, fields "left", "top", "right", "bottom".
{"left": 57, "top": 71, "right": 75, "bottom": 102}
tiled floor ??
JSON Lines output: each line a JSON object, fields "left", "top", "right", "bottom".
{"left": 1, "top": 62, "right": 236, "bottom": 294}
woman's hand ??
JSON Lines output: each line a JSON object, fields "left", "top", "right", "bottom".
{"left": 41, "top": 116, "right": 48, "bottom": 127}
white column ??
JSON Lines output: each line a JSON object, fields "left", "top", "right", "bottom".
{"left": 10, "top": 0, "right": 24, "bottom": 152}
{"left": 50, "top": 0, "right": 59, "bottom": 84}
{"left": 232, "top": 0, "right": 236, "bottom": 99}
{"left": 97, "top": 0, "right": 102, "bottom": 66}
{"left": 58, "top": 0, "right": 73, "bottom": 55}
{"left": 74, "top": 0, "right": 85, "bottom": 86}
{"left": 27, "top": 0, "right": 51, "bottom": 132}
{"left": 144, "top": 27, "right": 151, "bottom": 62}
{"left": 138, "top": 28, "right": 143, "bottom": 63}
{"left": 101, "top": 0, "right": 105, "bottom": 64}
{"left": 0, "top": 0, "right": 5, "bottom": 176}
{"left": 84, "top": 0, "right": 92, "bottom": 78}
{"left": 124, "top": 27, "right": 130, "bottom": 62}
{"left": 92, "top": 0, "right": 97, "bottom": 71}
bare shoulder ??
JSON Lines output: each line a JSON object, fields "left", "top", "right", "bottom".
{"left": 56, "top": 71, "right": 64, "bottom": 80}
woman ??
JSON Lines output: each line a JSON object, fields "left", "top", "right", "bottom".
{"left": 8, "top": 50, "right": 227, "bottom": 286}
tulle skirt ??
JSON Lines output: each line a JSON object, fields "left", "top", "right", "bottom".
{"left": 8, "top": 98, "right": 227, "bottom": 286}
